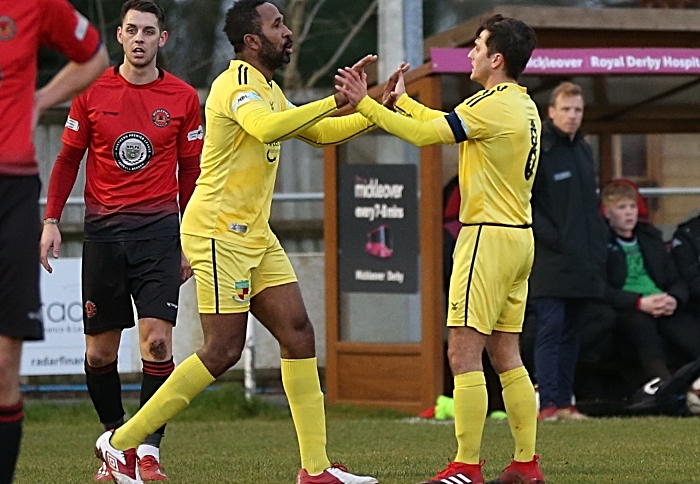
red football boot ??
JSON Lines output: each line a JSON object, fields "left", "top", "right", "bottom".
{"left": 420, "top": 461, "right": 485, "bottom": 484}
{"left": 486, "top": 455, "right": 545, "bottom": 484}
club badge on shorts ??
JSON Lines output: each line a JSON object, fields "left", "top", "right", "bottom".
{"left": 85, "top": 300, "right": 97, "bottom": 318}
{"left": 233, "top": 280, "right": 250, "bottom": 303}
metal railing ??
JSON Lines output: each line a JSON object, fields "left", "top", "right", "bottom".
{"left": 38, "top": 187, "right": 700, "bottom": 207}
{"left": 638, "top": 187, "right": 700, "bottom": 196}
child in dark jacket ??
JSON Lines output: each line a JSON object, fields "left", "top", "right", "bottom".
{"left": 602, "top": 180, "right": 700, "bottom": 393}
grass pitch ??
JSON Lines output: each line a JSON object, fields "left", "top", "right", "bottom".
{"left": 14, "top": 384, "right": 700, "bottom": 483}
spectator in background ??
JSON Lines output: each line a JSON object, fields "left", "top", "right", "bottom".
{"left": 529, "top": 81, "right": 607, "bottom": 421}
{"left": 671, "top": 211, "right": 700, "bottom": 321}
{"left": 602, "top": 180, "right": 700, "bottom": 403}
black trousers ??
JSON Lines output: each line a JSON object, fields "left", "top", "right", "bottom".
{"left": 617, "top": 307, "right": 700, "bottom": 379}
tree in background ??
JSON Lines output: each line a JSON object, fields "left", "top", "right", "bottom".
{"left": 38, "top": 0, "right": 378, "bottom": 92}
{"left": 37, "top": 0, "right": 696, "bottom": 92}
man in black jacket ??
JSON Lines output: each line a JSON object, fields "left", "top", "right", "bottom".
{"left": 529, "top": 82, "right": 608, "bottom": 420}
{"left": 671, "top": 214, "right": 700, "bottom": 319}
{"left": 602, "top": 180, "right": 700, "bottom": 397}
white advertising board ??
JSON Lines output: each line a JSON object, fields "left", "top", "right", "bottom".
{"left": 20, "top": 258, "right": 136, "bottom": 376}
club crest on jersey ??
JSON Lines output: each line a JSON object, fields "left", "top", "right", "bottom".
{"left": 0, "top": 16, "right": 16, "bottom": 41}
{"left": 113, "top": 132, "right": 154, "bottom": 172}
{"left": 152, "top": 109, "right": 170, "bottom": 127}
{"left": 233, "top": 280, "right": 251, "bottom": 303}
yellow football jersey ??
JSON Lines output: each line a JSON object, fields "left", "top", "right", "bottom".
{"left": 450, "top": 83, "right": 540, "bottom": 226}
{"left": 357, "top": 82, "right": 540, "bottom": 226}
{"left": 182, "top": 60, "right": 373, "bottom": 248}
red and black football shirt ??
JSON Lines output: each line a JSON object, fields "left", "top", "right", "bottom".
{"left": 0, "top": 0, "right": 101, "bottom": 176}
{"left": 57, "top": 66, "right": 203, "bottom": 240}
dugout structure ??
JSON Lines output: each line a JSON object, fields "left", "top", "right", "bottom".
{"left": 324, "top": 5, "right": 700, "bottom": 413}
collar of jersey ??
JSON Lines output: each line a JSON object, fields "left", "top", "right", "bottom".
{"left": 229, "top": 60, "right": 272, "bottom": 88}
{"left": 112, "top": 64, "right": 165, "bottom": 89}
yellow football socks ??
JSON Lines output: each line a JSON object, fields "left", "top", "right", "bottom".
{"left": 454, "top": 371, "right": 488, "bottom": 465}
{"left": 499, "top": 366, "right": 537, "bottom": 462}
{"left": 111, "top": 354, "right": 215, "bottom": 450}
{"left": 281, "top": 357, "right": 331, "bottom": 475}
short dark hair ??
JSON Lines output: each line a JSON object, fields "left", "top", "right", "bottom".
{"left": 476, "top": 14, "right": 536, "bottom": 80}
{"left": 224, "top": 0, "right": 267, "bottom": 54}
{"left": 121, "top": 0, "right": 166, "bottom": 31}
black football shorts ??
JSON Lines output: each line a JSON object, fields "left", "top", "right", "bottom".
{"left": 82, "top": 236, "right": 181, "bottom": 334}
{"left": 0, "top": 176, "right": 43, "bottom": 340}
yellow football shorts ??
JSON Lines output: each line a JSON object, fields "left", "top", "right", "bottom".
{"left": 182, "top": 233, "right": 298, "bottom": 314}
{"left": 446, "top": 224, "right": 534, "bottom": 334}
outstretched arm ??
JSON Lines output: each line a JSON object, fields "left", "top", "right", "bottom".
{"left": 378, "top": 63, "right": 445, "bottom": 121}
{"left": 296, "top": 113, "right": 376, "bottom": 147}
{"left": 237, "top": 95, "right": 340, "bottom": 145}
{"left": 335, "top": 68, "right": 453, "bottom": 147}
{"left": 237, "top": 55, "right": 379, "bottom": 144}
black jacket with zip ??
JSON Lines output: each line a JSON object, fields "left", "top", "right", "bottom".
{"left": 671, "top": 216, "right": 700, "bottom": 305}
{"left": 529, "top": 119, "right": 607, "bottom": 299}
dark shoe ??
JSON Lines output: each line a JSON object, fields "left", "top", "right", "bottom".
{"left": 624, "top": 377, "right": 666, "bottom": 414}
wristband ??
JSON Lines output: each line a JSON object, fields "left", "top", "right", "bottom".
{"left": 635, "top": 297, "right": 642, "bottom": 310}
{"left": 43, "top": 218, "right": 59, "bottom": 225}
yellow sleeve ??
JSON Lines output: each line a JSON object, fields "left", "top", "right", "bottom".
{"left": 232, "top": 92, "right": 338, "bottom": 144}
{"left": 395, "top": 94, "right": 446, "bottom": 121}
{"left": 295, "top": 112, "right": 376, "bottom": 147}
{"left": 452, "top": 90, "right": 504, "bottom": 140}
{"left": 354, "top": 96, "right": 455, "bottom": 147}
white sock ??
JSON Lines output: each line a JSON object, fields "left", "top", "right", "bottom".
{"left": 137, "top": 444, "right": 160, "bottom": 461}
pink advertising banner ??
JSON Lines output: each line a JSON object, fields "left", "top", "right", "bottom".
{"left": 430, "top": 48, "right": 700, "bottom": 75}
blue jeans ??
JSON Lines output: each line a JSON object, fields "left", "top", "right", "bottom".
{"left": 532, "top": 297, "right": 586, "bottom": 408}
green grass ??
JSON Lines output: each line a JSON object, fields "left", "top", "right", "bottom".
{"left": 14, "top": 384, "right": 700, "bottom": 483}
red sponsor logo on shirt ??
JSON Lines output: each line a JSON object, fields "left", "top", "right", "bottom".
{"left": 0, "top": 16, "right": 16, "bottom": 41}
{"left": 152, "top": 109, "right": 170, "bottom": 127}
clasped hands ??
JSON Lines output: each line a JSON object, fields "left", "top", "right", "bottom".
{"left": 639, "top": 292, "right": 678, "bottom": 318}
{"left": 333, "top": 55, "right": 410, "bottom": 110}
